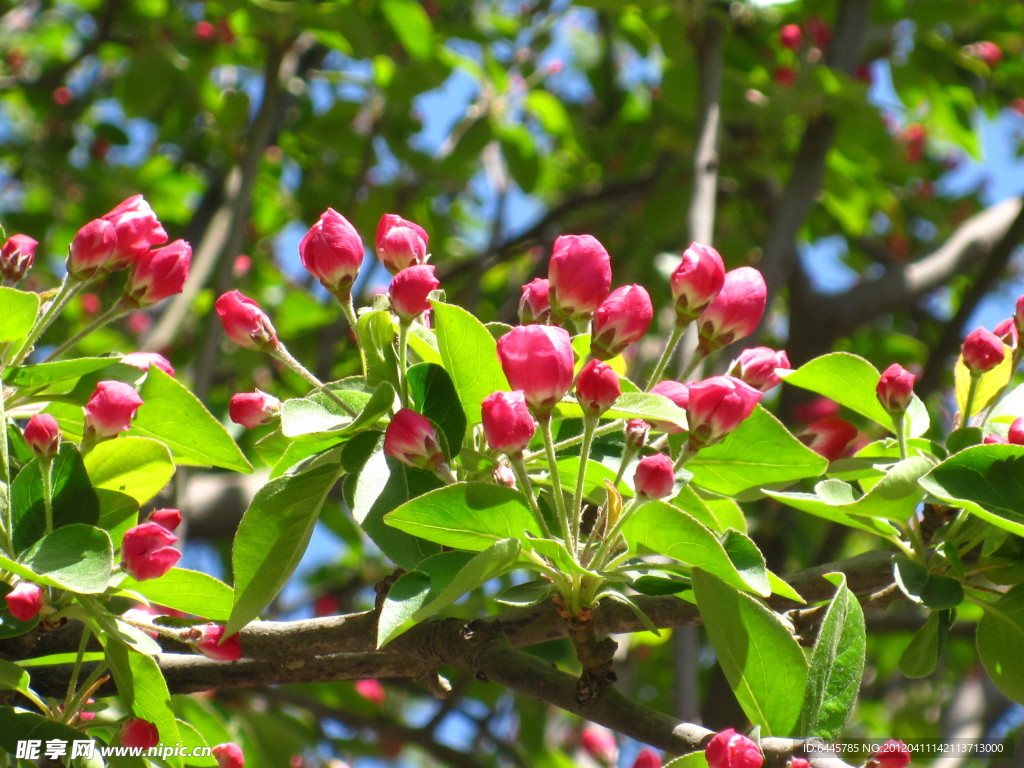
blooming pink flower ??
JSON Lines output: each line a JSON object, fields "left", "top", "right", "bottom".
{"left": 576, "top": 359, "right": 621, "bottom": 416}
{"left": 23, "top": 414, "right": 60, "bottom": 459}
{"left": 120, "top": 352, "right": 175, "bottom": 376}
{"left": 649, "top": 380, "right": 690, "bottom": 434}
{"left": 375, "top": 214, "right": 429, "bottom": 274}
{"left": 481, "top": 391, "right": 536, "bottom": 454}
{"left": 229, "top": 390, "right": 282, "bottom": 429}
{"left": 872, "top": 740, "right": 911, "bottom": 768}
{"left": 101, "top": 194, "right": 168, "bottom": 270}
{"left": 779, "top": 23, "right": 803, "bottom": 50}
{"left": 212, "top": 742, "right": 245, "bottom": 768}
{"left": 5, "top": 581, "right": 44, "bottom": 621}
{"left": 581, "top": 725, "right": 618, "bottom": 766}
{"left": 962, "top": 327, "right": 1005, "bottom": 373}
{"left": 84, "top": 381, "right": 143, "bottom": 440}
{"left": 705, "top": 729, "right": 763, "bottom": 768}
{"left": 1, "top": 233, "right": 37, "bottom": 283}
{"left": 148, "top": 508, "right": 182, "bottom": 532}
{"left": 519, "top": 278, "right": 551, "bottom": 324}
{"left": 733, "top": 347, "right": 790, "bottom": 392}
{"left": 120, "top": 718, "right": 159, "bottom": 749}
{"left": 798, "top": 416, "right": 858, "bottom": 461}
{"left": 497, "top": 325, "right": 575, "bottom": 413}
{"left": 633, "top": 747, "right": 662, "bottom": 768}
{"left": 698, "top": 267, "right": 767, "bottom": 352}
{"left": 877, "top": 363, "right": 915, "bottom": 414}
{"left": 193, "top": 624, "right": 243, "bottom": 662}
{"left": 548, "top": 234, "right": 612, "bottom": 320}
{"left": 355, "top": 678, "right": 387, "bottom": 705}
{"left": 300, "top": 208, "right": 364, "bottom": 296}
{"left": 215, "top": 291, "right": 279, "bottom": 350}
{"left": 389, "top": 265, "right": 439, "bottom": 320}
{"left": 122, "top": 523, "right": 180, "bottom": 581}
{"left": 669, "top": 243, "right": 725, "bottom": 322}
{"left": 591, "top": 284, "right": 653, "bottom": 360}
{"left": 634, "top": 454, "right": 675, "bottom": 499}
{"left": 125, "top": 239, "right": 191, "bottom": 307}
{"left": 384, "top": 409, "right": 447, "bottom": 472}
{"left": 686, "top": 376, "right": 762, "bottom": 448}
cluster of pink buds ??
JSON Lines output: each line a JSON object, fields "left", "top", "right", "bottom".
{"left": 121, "top": 508, "right": 183, "bottom": 581}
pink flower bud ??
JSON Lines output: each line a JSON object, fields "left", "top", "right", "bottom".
{"left": 591, "top": 285, "right": 653, "bottom": 360}
{"left": 872, "top": 740, "right": 910, "bottom": 768}
{"left": 576, "top": 359, "right": 621, "bottom": 416}
{"left": 212, "top": 742, "right": 246, "bottom": 768}
{"left": 984, "top": 433, "right": 1008, "bottom": 445}
{"left": 649, "top": 380, "right": 690, "bottom": 434}
{"left": 669, "top": 243, "right": 726, "bottom": 322}
{"left": 798, "top": 416, "right": 858, "bottom": 461}
{"left": 994, "top": 318, "right": 1018, "bottom": 348}
{"left": 23, "top": 414, "right": 60, "bottom": 459}
{"left": 698, "top": 268, "right": 767, "bottom": 352}
{"left": 962, "top": 327, "right": 1005, "bottom": 373}
{"left": 5, "top": 581, "right": 44, "bottom": 621}
{"left": 805, "top": 16, "right": 830, "bottom": 50}
{"left": 384, "top": 409, "right": 447, "bottom": 472}
{"left": 120, "top": 352, "right": 175, "bottom": 376}
{"left": 793, "top": 397, "right": 839, "bottom": 424}
{"left": 634, "top": 454, "right": 675, "bottom": 499}
{"left": 229, "top": 390, "right": 282, "bottom": 429}
{"left": 84, "top": 381, "right": 143, "bottom": 440}
{"left": 633, "top": 748, "right": 662, "bottom": 768}
{"left": 354, "top": 678, "right": 387, "bottom": 705}
{"left": 101, "top": 195, "right": 168, "bottom": 270}
{"left": 773, "top": 66, "right": 796, "bottom": 87}
{"left": 493, "top": 461, "right": 516, "bottom": 487}
{"left": 965, "top": 41, "right": 1002, "bottom": 67}
{"left": 788, "top": 759, "right": 810, "bottom": 768}
{"left": 122, "top": 522, "right": 180, "bottom": 581}
{"left": 300, "top": 208, "right": 364, "bottom": 296}
{"left": 120, "top": 718, "right": 159, "bottom": 749}
{"left": 1, "top": 233, "right": 37, "bottom": 283}
{"left": 148, "top": 508, "right": 182, "bottom": 532}
{"left": 519, "top": 278, "right": 551, "bottom": 324}
{"left": 481, "top": 391, "right": 536, "bottom": 454}
{"left": 625, "top": 418, "right": 649, "bottom": 449}
{"left": 548, "top": 234, "right": 612, "bottom": 320}
{"left": 1014, "top": 295, "right": 1024, "bottom": 340}
{"left": 375, "top": 214, "right": 429, "bottom": 274}
{"left": 497, "top": 325, "right": 575, "bottom": 413}
{"left": 193, "top": 624, "right": 243, "bottom": 662}
{"left": 705, "top": 729, "right": 763, "bottom": 768}
{"left": 733, "top": 347, "right": 790, "bottom": 392}
{"left": 686, "top": 376, "right": 762, "bottom": 448}
{"left": 1009, "top": 417, "right": 1024, "bottom": 445}
{"left": 314, "top": 594, "right": 339, "bottom": 617}
{"left": 876, "top": 363, "right": 915, "bottom": 414}
{"left": 389, "top": 265, "right": 439, "bottom": 321}
{"left": 581, "top": 725, "right": 618, "bottom": 766}
{"left": 215, "top": 290, "right": 279, "bottom": 350}
{"left": 779, "top": 24, "right": 803, "bottom": 50}
{"left": 125, "top": 239, "right": 191, "bottom": 307}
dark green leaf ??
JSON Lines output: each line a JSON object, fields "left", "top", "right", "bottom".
{"left": 356, "top": 309, "right": 400, "bottom": 390}
{"left": 721, "top": 530, "right": 770, "bottom": 598}
{"left": 977, "top": 584, "right": 1024, "bottom": 703}
{"left": 22, "top": 524, "right": 113, "bottom": 594}
{"left": 408, "top": 362, "right": 467, "bottom": 456}
{"left": 12, "top": 443, "right": 99, "bottom": 553}
{"left": 0, "top": 707, "right": 85, "bottom": 752}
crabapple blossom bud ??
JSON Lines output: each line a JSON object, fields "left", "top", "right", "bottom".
{"left": 793, "top": 397, "right": 839, "bottom": 424}
{"left": 5, "top": 581, "right": 44, "bottom": 621}
{"left": 633, "top": 748, "right": 662, "bottom": 768}
{"left": 389, "top": 265, "right": 439, "bottom": 321}
{"left": 705, "top": 729, "right": 763, "bottom": 768}
{"left": 375, "top": 214, "right": 429, "bottom": 274}
{"left": 215, "top": 291, "right": 279, "bottom": 351}
{"left": 1014, "top": 295, "right": 1024, "bottom": 340}
{"left": 120, "top": 718, "right": 159, "bottom": 749}
{"left": 698, "top": 268, "right": 767, "bottom": 353}
{"left": 1008, "top": 417, "right": 1024, "bottom": 445}
{"left": 384, "top": 409, "right": 447, "bottom": 472}
{"left": 871, "top": 740, "right": 911, "bottom": 768}
{"left": 670, "top": 243, "right": 726, "bottom": 322}
{"left": 779, "top": 24, "right": 803, "bottom": 50}
{"left": 0, "top": 233, "right": 37, "bottom": 283}
{"left": 84, "top": 381, "right": 143, "bottom": 440}
{"left": 101, "top": 195, "right": 168, "bottom": 270}
{"left": 193, "top": 624, "right": 243, "bottom": 662}
{"left": 148, "top": 508, "right": 182, "bottom": 532}
{"left": 798, "top": 416, "right": 858, "bottom": 461}
{"left": 625, "top": 418, "right": 649, "bottom": 449}
{"left": 354, "top": 679, "right": 387, "bottom": 705}
{"left": 519, "top": 278, "right": 551, "bottom": 324}
{"left": 649, "top": 380, "right": 690, "bottom": 434}
{"left": 962, "top": 327, "right": 1005, "bottom": 373}
{"left": 300, "top": 208, "right": 364, "bottom": 296}
{"left": 876, "top": 363, "right": 915, "bottom": 414}
{"left": 576, "top": 361, "right": 621, "bottom": 417}
{"left": 686, "top": 376, "right": 762, "bottom": 448}
{"left": 548, "top": 234, "right": 612, "bottom": 320}
{"left": 23, "top": 414, "right": 60, "bottom": 459}
{"left": 497, "top": 325, "right": 575, "bottom": 413}
{"left": 634, "top": 454, "right": 675, "bottom": 499}
{"left": 984, "top": 434, "right": 1008, "bottom": 445}
{"left": 493, "top": 461, "right": 517, "bottom": 487}
{"left": 994, "top": 318, "right": 1018, "bottom": 348}
{"left": 121, "top": 352, "right": 175, "bottom": 376}
{"left": 212, "top": 743, "right": 246, "bottom": 768}
{"left": 805, "top": 16, "right": 830, "bottom": 50}
{"left": 481, "top": 391, "right": 536, "bottom": 454}
{"left": 229, "top": 390, "right": 282, "bottom": 429}
{"left": 965, "top": 41, "right": 1002, "bottom": 67}
{"left": 591, "top": 285, "right": 653, "bottom": 360}
{"left": 125, "top": 239, "right": 192, "bottom": 307}
{"left": 733, "top": 347, "right": 790, "bottom": 392}
{"left": 581, "top": 725, "right": 618, "bottom": 766}
{"left": 773, "top": 66, "right": 796, "bottom": 87}
{"left": 122, "top": 523, "right": 180, "bottom": 581}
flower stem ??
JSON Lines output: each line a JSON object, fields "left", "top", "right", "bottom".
{"left": 589, "top": 496, "right": 643, "bottom": 571}
{"left": 63, "top": 624, "right": 92, "bottom": 718}
{"left": 962, "top": 373, "right": 981, "bottom": 426}
{"left": 342, "top": 292, "right": 359, "bottom": 329}
{"left": 398, "top": 320, "right": 411, "bottom": 408}
{"left": 509, "top": 453, "right": 552, "bottom": 539}
{"left": 44, "top": 302, "right": 128, "bottom": 362}
{"left": 0, "top": 365, "right": 13, "bottom": 556}
{"left": 523, "top": 421, "right": 620, "bottom": 462}
{"left": 893, "top": 412, "right": 908, "bottom": 460}
{"left": 273, "top": 344, "right": 357, "bottom": 417}
{"left": 539, "top": 413, "right": 572, "bottom": 547}
{"left": 644, "top": 322, "right": 687, "bottom": 389}
{"left": 12, "top": 277, "right": 87, "bottom": 366}
{"left": 570, "top": 415, "right": 598, "bottom": 548}
{"left": 40, "top": 457, "right": 54, "bottom": 535}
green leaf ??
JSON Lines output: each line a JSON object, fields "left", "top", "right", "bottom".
{"left": 0, "top": 658, "right": 31, "bottom": 694}
{"left": 7, "top": 356, "right": 120, "bottom": 389}
{"left": 496, "top": 579, "right": 553, "bottom": 606}
{"left": 128, "top": 366, "right": 251, "bottom": 472}
{"left": 799, "top": 574, "right": 866, "bottom": 739}
{"left": 665, "top": 753, "right": 710, "bottom": 768}
{"left": 977, "top": 584, "right": 1024, "bottom": 703}
{"left": 280, "top": 382, "right": 393, "bottom": 440}
{"left": 622, "top": 500, "right": 769, "bottom": 596}
{"left": 122, "top": 568, "right": 234, "bottom": 621}
{"left": 688, "top": 407, "right": 828, "bottom": 496}
{"left": 408, "top": 363, "right": 467, "bottom": 456}
{"left": 381, "top": 0, "right": 434, "bottom": 60}
{"left": 22, "top": 524, "right": 113, "bottom": 594}
{"left": 385, "top": 482, "right": 541, "bottom": 551}
{"left": 12, "top": 443, "right": 99, "bottom": 552}
{"left": 721, "top": 530, "right": 770, "bottom": 598}
{"left": 604, "top": 392, "right": 687, "bottom": 431}
{"left": 892, "top": 555, "right": 964, "bottom": 609}
{"left": 692, "top": 569, "right": 808, "bottom": 736}
{"left": 0, "top": 707, "right": 86, "bottom": 753}
{"left": 407, "top": 324, "right": 443, "bottom": 366}
{"left": 0, "top": 286, "right": 40, "bottom": 342}
{"left": 227, "top": 462, "right": 342, "bottom": 635}
{"left": 84, "top": 436, "right": 174, "bottom": 505}
{"left": 551, "top": 456, "right": 632, "bottom": 500}
{"left": 431, "top": 300, "right": 510, "bottom": 426}
{"left": 356, "top": 309, "right": 400, "bottom": 390}
{"left": 899, "top": 611, "right": 947, "bottom": 679}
